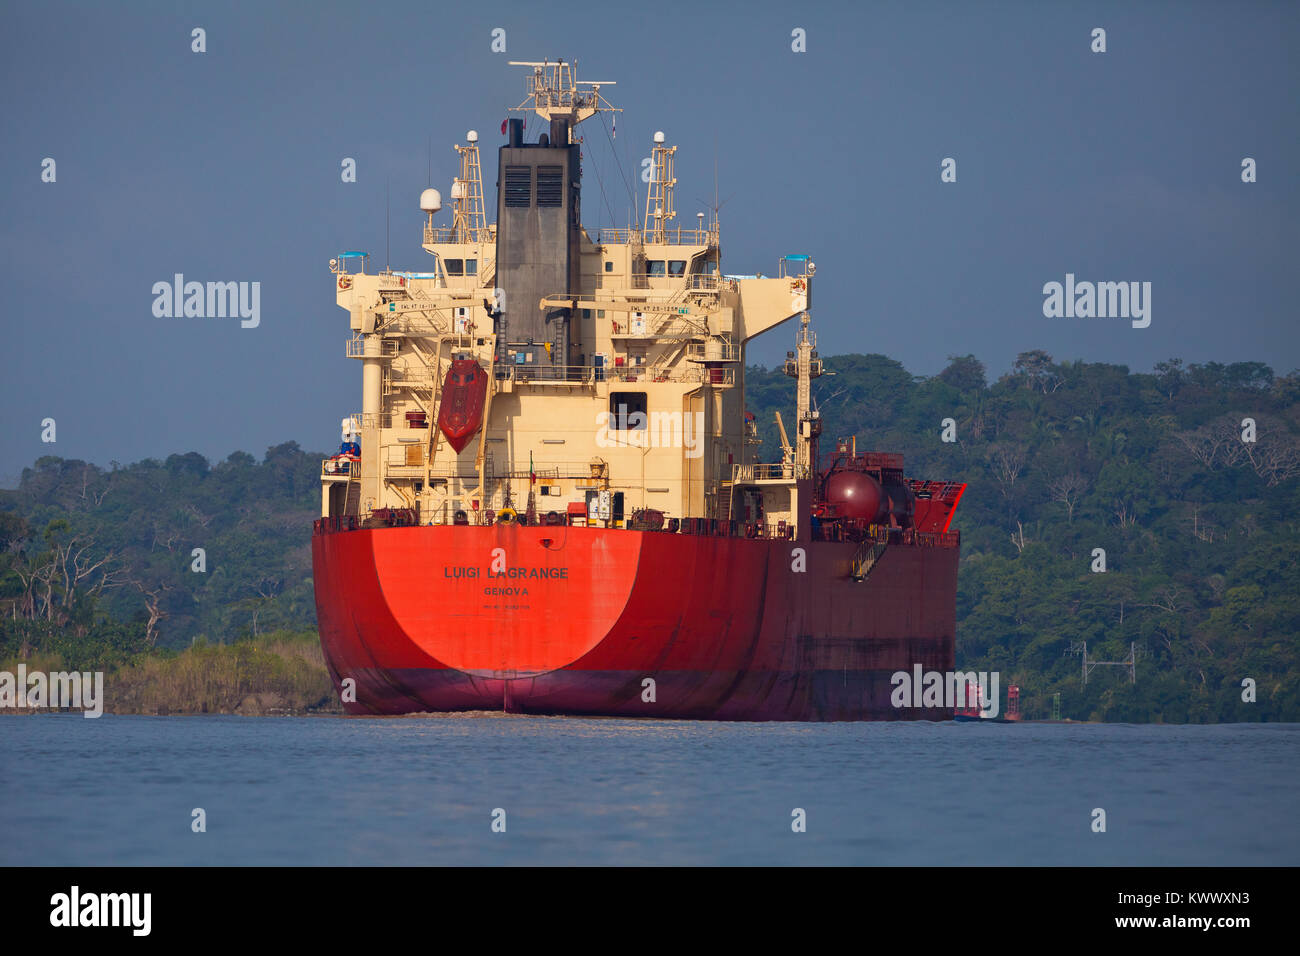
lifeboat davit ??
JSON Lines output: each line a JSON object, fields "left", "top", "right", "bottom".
{"left": 438, "top": 358, "right": 488, "bottom": 452}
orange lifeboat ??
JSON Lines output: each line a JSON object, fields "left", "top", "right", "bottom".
{"left": 438, "top": 357, "right": 487, "bottom": 452}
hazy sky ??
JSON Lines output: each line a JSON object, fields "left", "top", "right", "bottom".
{"left": 3, "top": 0, "right": 1297, "bottom": 477}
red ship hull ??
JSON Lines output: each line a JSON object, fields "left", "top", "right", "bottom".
{"left": 312, "top": 523, "right": 958, "bottom": 720}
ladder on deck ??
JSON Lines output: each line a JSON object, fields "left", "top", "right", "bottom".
{"left": 850, "top": 537, "right": 889, "bottom": 581}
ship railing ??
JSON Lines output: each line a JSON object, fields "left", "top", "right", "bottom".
{"left": 592, "top": 274, "right": 723, "bottom": 293}
{"left": 817, "top": 527, "right": 958, "bottom": 548}
{"left": 349, "top": 412, "right": 394, "bottom": 430}
{"left": 685, "top": 342, "right": 740, "bottom": 362}
{"left": 321, "top": 457, "right": 358, "bottom": 478}
{"left": 686, "top": 366, "right": 734, "bottom": 385}
{"left": 683, "top": 274, "right": 725, "bottom": 292}
{"left": 345, "top": 336, "right": 399, "bottom": 359}
{"left": 585, "top": 364, "right": 728, "bottom": 385}
{"left": 907, "top": 478, "right": 966, "bottom": 502}
{"left": 598, "top": 365, "right": 734, "bottom": 385}
{"left": 423, "top": 225, "right": 494, "bottom": 245}
{"left": 597, "top": 228, "right": 639, "bottom": 244}
{"left": 384, "top": 463, "right": 488, "bottom": 480}
{"left": 598, "top": 227, "right": 713, "bottom": 246}
{"left": 386, "top": 366, "right": 440, "bottom": 387}
{"left": 498, "top": 364, "right": 597, "bottom": 385}
{"left": 386, "top": 460, "right": 607, "bottom": 482}
{"left": 899, "top": 528, "right": 961, "bottom": 548}
{"left": 491, "top": 363, "right": 730, "bottom": 386}
{"left": 609, "top": 314, "right": 711, "bottom": 339}
{"left": 732, "top": 462, "right": 796, "bottom": 483}
{"left": 778, "top": 254, "right": 815, "bottom": 280}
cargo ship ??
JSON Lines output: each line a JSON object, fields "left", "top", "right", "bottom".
{"left": 312, "top": 61, "right": 965, "bottom": 720}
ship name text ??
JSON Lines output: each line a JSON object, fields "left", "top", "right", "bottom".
{"left": 445, "top": 566, "right": 569, "bottom": 580}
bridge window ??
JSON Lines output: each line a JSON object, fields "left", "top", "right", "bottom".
{"left": 668, "top": 260, "right": 686, "bottom": 276}
{"left": 444, "top": 259, "right": 463, "bottom": 276}
{"left": 609, "top": 392, "right": 647, "bottom": 430}
{"left": 466, "top": 259, "right": 477, "bottom": 275}
{"left": 647, "top": 260, "right": 665, "bottom": 276}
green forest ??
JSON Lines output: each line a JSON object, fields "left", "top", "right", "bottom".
{"left": 3, "top": 350, "right": 1298, "bottom": 721}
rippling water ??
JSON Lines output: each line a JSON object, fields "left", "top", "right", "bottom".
{"left": 1, "top": 716, "right": 1295, "bottom": 865}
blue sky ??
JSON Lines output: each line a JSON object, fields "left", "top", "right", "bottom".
{"left": 3, "top": 0, "right": 1297, "bottom": 476}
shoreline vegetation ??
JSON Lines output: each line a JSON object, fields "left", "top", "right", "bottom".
{"left": 3, "top": 351, "right": 1299, "bottom": 721}
{"left": 1, "top": 630, "right": 342, "bottom": 716}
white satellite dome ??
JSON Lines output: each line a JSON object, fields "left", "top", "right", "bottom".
{"left": 466, "top": 130, "right": 478, "bottom": 143}
{"left": 419, "top": 188, "right": 442, "bottom": 212}
{"left": 653, "top": 130, "right": 665, "bottom": 144}
{"left": 450, "top": 179, "right": 468, "bottom": 200}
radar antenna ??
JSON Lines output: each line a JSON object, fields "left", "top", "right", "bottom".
{"left": 507, "top": 59, "right": 621, "bottom": 134}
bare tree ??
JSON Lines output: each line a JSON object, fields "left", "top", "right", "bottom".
{"left": 987, "top": 444, "right": 1027, "bottom": 500}
{"left": 1242, "top": 432, "right": 1300, "bottom": 486}
{"left": 1009, "top": 521, "right": 1028, "bottom": 553}
{"left": 9, "top": 533, "right": 123, "bottom": 624}
{"left": 1174, "top": 417, "right": 1242, "bottom": 468}
{"left": 1047, "top": 472, "right": 1089, "bottom": 523}
{"left": 134, "top": 581, "right": 173, "bottom": 647}
{"left": 1174, "top": 414, "right": 1300, "bottom": 485}
{"left": 1140, "top": 585, "right": 1190, "bottom": 615}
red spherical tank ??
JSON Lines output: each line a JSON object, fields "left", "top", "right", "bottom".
{"left": 823, "top": 469, "right": 884, "bottom": 521}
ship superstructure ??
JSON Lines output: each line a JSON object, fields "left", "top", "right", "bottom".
{"left": 323, "top": 61, "right": 819, "bottom": 533}
{"left": 312, "top": 61, "right": 966, "bottom": 720}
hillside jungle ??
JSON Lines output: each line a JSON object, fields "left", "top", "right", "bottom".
{"left": 3, "top": 351, "right": 1297, "bottom": 720}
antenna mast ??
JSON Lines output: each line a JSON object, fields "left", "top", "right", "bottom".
{"left": 643, "top": 131, "right": 676, "bottom": 242}
{"left": 451, "top": 131, "right": 486, "bottom": 244}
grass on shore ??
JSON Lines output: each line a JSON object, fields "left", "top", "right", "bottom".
{"left": 2, "top": 630, "right": 342, "bottom": 716}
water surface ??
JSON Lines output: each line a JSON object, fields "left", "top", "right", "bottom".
{"left": 2, "top": 716, "right": 1295, "bottom": 865}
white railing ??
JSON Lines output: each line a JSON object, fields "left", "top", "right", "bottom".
{"left": 732, "top": 462, "right": 797, "bottom": 483}
{"left": 346, "top": 336, "right": 399, "bottom": 359}
{"left": 685, "top": 342, "right": 740, "bottom": 362}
